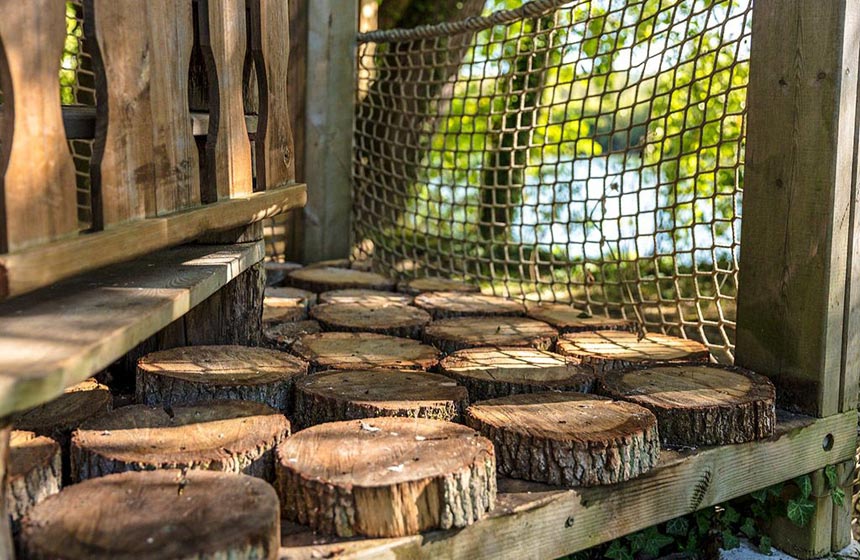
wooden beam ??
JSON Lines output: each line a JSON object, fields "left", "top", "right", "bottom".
{"left": 0, "top": 183, "right": 304, "bottom": 300}
{"left": 0, "top": 241, "right": 264, "bottom": 418}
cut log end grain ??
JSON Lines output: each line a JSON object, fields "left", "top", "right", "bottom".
{"left": 466, "top": 392, "right": 660, "bottom": 487}
{"left": 413, "top": 291, "right": 525, "bottom": 319}
{"left": 291, "top": 332, "right": 440, "bottom": 372}
{"left": 293, "top": 369, "right": 469, "bottom": 427}
{"left": 439, "top": 347, "right": 595, "bottom": 400}
{"left": 7, "top": 431, "right": 61, "bottom": 525}
{"left": 136, "top": 345, "right": 308, "bottom": 413}
{"left": 525, "top": 303, "right": 638, "bottom": 333}
{"left": 311, "top": 302, "right": 431, "bottom": 339}
{"left": 398, "top": 277, "right": 480, "bottom": 295}
{"left": 288, "top": 266, "right": 395, "bottom": 293}
{"left": 263, "top": 286, "right": 316, "bottom": 323}
{"left": 71, "top": 401, "right": 290, "bottom": 482}
{"left": 556, "top": 330, "right": 710, "bottom": 373}
{"left": 598, "top": 364, "right": 776, "bottom": 446}
{"left": 20, "top": 470, "right": 280, "bottom": 560}
{"left": 15, "top": 379, "right": 112, "bottom": 439}
{"left": 319, "top": 289, "right": 413, "bottom": 306}
{"left": 276, "top": 417, "right": 495, "bottom": 537}
{"left": 423, "top": 317, "right": 558, "bottom": 354}
{"left": 262, "top": 320, "right": 322, "bottom": 351}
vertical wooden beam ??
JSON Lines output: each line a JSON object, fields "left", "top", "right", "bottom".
{"left": 303, "top": 0, "right": 357, "bottom": 260}
{"left": 0, "top": 425, "right": 11, "bottom": 559}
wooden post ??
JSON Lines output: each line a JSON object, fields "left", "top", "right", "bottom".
{"left": 0, "top": 425, "right": 12, "bottom": 559}
{"left": 303, "top": 0, "right": 358, "bottom": 260}
{"left": 736, "top": 0, "right": 860, "bottom": 555}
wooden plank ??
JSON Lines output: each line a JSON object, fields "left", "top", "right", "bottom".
{"left": 0, "top": 183, "right": 306, "bottom": 300}
{"left": 277, "top": 411, "right": 856, "bottom": 560}
{"left": 249, "top": 0, "right": 296, "bottom": 190}
{"left": 0, "top": 0, "right": 78, "bottom": 252}
{"left": 0, "top": 242, "right": 264, "bottom": 418}
{"left": 735, "top": 0, "right": 860, "bottom": 418}
{"left": 85, "top": 0, "right": 200, "bottom": 226}
{"left": 198, "top": 0, "right": 254, "bottom": 202}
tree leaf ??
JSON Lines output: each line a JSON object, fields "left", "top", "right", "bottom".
{"left": 794, "top": 475, "right": 812, "bottom": 499}
{"left": 721, "top": 530, "right": 740, "bottom": 550}
{"left": 751, "top": 489, "right": 768, "bottom": 504}
{"left": 666, "top": 517, "right": 689, "bottom": 537}
{"left": 825, "top": 465, "right": 838, "bottom": 489}
{"left": 605, "top": 540, "right": 633, "bottom": 560}
{"left": 786, "top": 498, "right": 815, "bottom": 527}
{"left": 739, "top": 517, "right": 757, "bottom": 539}
{"left": 722, "top": 506, "right": 741, "bottom": 525}
{"left": 757, "top": 535, "right": 772, "bottom": 554}
{"left": 831, "top": 486, "right": 846, "bottom": 507}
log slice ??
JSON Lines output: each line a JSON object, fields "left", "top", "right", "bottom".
{"left": 466, "top": 392, "right": 660, "bottom": 486}
{"left": 136, "top": 345, "right": 308, "bottom": 413}
{"left": 598, "top": 364, "right": 776, "bottom": 446}
{"left": 71, "top": 401, "right": 290, "bottom": 482}
{"left": 439, "top": 347, "right": 594, "bottom": 400}
{"left": 262, "top": 320, "right": 321, "bottom": 351}
{"left": 319, "top": 289, "right": 413, "bottom": 306}
{"left": 288, "top": 267, "right": 395, "bottom": 293}
{"left": 423, "top": 317, "right": 558, "bottom": 354}
{"left": 293, "top": 369, "right": 468, "bottom": 427}
{"left": 311, "top": 302, "right": 431, "bottom": 339}
{"left": 7, "top": 431, "right": 61, "bottom": 527}
{"left": 263, "top": 286, "right": 316, "bottom": 323}
{"left": 414, "top": 291, "right": 525, "bottom": 319}
{"left": 276, "top": 417, "right": 495, "bottom": 537}
{"left": 264, "top": 261, "right": 302, "bottom": 287}
{"left": 291, "top": 332, "right": 440, "bottom": 372}
{"left": 525, "top": 303, "right": 637, "bottom": 333}
{"left": 20, "top": 470, "right": 280, "bottom": 560}
{"left": 398, "top": 277, "right": 480, "bottom": 295}
{"left": 556, "top": 330, "right": 710, "bottom": 373}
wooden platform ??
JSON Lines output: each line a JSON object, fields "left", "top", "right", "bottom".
{"left": 277, "top": 410, "right": 856, "bottom": 560}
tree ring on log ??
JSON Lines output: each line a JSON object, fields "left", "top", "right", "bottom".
{"left": 263, "top": 286, "right": 316, "bottom": 323}
{"left": 288, "top": 267, "right": 395, "bottom": 293}
{"left": 413, "top": 291, "right": 525, "bottom": 319}
{"left": 311, "top": 302, "right": 431, "bottom": 339}
{"left": 291, "top": 332, "right": 440, "bottom": 372}
{"left": 318, "top": 289, "right": 413, "bottom": 306}
{"left": 423, "top": 317, "right": 558, "bottom": 354}
{"left": 398, "top": 277, "right": 480, "bottom": 295}
{"left": 525, "top": 303, "right": 637, "bottom": 334}
{"left": 262, "top": 320, "right": 321, "bottom": 351}
{"left": 7, "top": 431, "right": 61, "bottom": 527}
{"left": 556, "top": 330, "right": 710, "bottom": 373}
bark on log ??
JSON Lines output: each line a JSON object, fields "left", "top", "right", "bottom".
{"left": 439, "top": 347, "right": 595, "bottom": 400}
{"left": 291, "top": 332, "right": 440, "bottom": 372}
{"left": 413, "top": 291, "right": 525, "bottom": 319}
{"left": 319, "top": 289, "right": 413, "bottom": 306}
{"left": 262, "top": 320, "right": 321, "bottom": 351}
{"left": 423, "top": 317, "right": 558, "bottom": 354}
{"left": 263, "top": 286, "right": 316, "bottom": 324}
{"left": 598, "top": 364, "right": 776, "bottom": 446}
{"left": 397, "top": 277, "right": 480, "bottom": 296}
{"left": 275, "top": 417, "right": 496, "bottom": 537}
{"left": 311, "top": 302, "right": 431, "bottom": 339}
{"left": 20, "top": 470, "right": 280, "bottom": 560}
{"left": 7, "top": 431, "right": 61, "bottom": 529}
{"left": 525, "top": 303, "right": 638, "bottom": 334}
{"left": 466, "top": 392, "right": 660, "bottom": 486}
{"left": 136, "top": 345, "right": 308, "bottom": 413}
{"left": 556, "top": 330, "right": 711, "bottom": 373}
{"left": 288, "top": 267, "right": 395, "bottom": 293}
{"left": 293, "top": 369, "right": 468, "bottom": 428}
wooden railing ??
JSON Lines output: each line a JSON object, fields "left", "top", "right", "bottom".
{"left": 0, "top": 0, "right": 306, "bottom": 300}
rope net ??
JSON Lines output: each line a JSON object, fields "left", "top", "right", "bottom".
{"left": 354, "top": 0, "right": 750, "bottom": 361}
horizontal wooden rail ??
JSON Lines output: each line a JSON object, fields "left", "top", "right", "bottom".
{"left": 279, "top": 410, "right": 857, "bottom": 560}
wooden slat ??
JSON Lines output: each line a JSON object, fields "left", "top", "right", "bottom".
{"left": 198, "top": 0, "right": 254, "bottom": 202}
{"left": 0, "top": 242, "right": 264, "bottom": 418}
{"left": 249, "top": 0, "right": 296, "bottom": 190}
{"left": 85, "top": 0, "right": 200, "bottom": 226}
{"left": 0, "top": 0, "right": 78, "bottom": 252}
{"left": 0, "top": 183, "right": 306, "bottom": 300}
{"left": 277, "top": 411, "right": 857, "bottom": 560}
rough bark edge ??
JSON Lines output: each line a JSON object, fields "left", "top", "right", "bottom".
{"left": 7, "top": 442, "right": 61, "bottom": 528}
{"left": 423, "top": 331, "right": 557, "bottom": 355}
{"left": 561, "top": 350, "right": 711, "bottom": 374}
{"left": 442, "top": 370, "right": 595, "bottom": 401}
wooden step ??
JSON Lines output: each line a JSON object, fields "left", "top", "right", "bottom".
{"left": 288, "top": 266, "right": 395, "bottom": 293}
{"left": 414, "top": 291, "right": 525, "bottom": 319}
{"left": 311, "top": 302, "right": 431, "bottom": 339}
{"left": 423, "top": 317, "right": 558, "bottom": 354}
{"left": 20, "top": 470, "right": 280, "bottom": 560}
{"left": 291, "top": 332, "right": 440, "bottom": 372}
{"left": 276, "top": 417, "right": 495, "bottom": 538}
{"left": 556, "top": 330, "right": 710, "bottom": 373}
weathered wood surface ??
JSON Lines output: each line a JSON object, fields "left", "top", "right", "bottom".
{"left": 439, "top": 347, "right": 594, "bottom": 400}
{"left": 265, "top": 261, "right": 303, "bottom": 287}
{"left": 414, "top": 292, "right": 525, "bottom": 319}
{"left": 423, "top": 317, "right": 558, "bottom": 354}
{"left": 0, "top": 0, "right": 78, "bottom": 252}
{"left": 556, "top": 331, "right": 710, "bottom": 373}
{"left": 86, "top": 0, "right": 200, "bottom": 225}
{"left": 185, "top": 262, "right": 265, "bottom": 346}
{"left": 598, "top": 364, "right": 776, "bottom": 446}
{"left": 263, "top": 286, "right": 314, "bottom": 323}
{"left": 276, "top": 411, "right": 857, "bottom": 560}
{"left": 0, "top": 426, "right": 13, "bottom": 558}
{"left": 263, "top": 320, "right": 321, "bottom": 351}
{"left": 72, "top": 401, "right": 289, "bottom": 481}
{"left": 289, "top": 267, "right": 396, "bottom": 293}
{"left": 7, "top": 431, "right": 61, "bottom": 527}
{"left": 525, "top": 303, "right": 637, "bottom": 334}
{"left": 293, "top": 369, "right": 468, "bottom": 427}
{"left": 398, "top": 278, "right": 480, "bottom": 295}
{"left": 276, "top": 417, "right": 495, "bottom": 537}
{"left": 311, "top": 302, "right": 431, "bottom": 339}
{"left": 292, "top": 332, "right": 441, "bottom": 372}
{"left": 319, "top": 289, "right": 413, "bottom": 306}
{"left": 0, "top": 243, "right": 263, "bottom": 417}
{"left": 467, "top": 393, "right": 659, "bottom": 486}
{"left": 137, "top": 345, "right": 307, "bottom": 413}
{"left": 20, "top": 470, "right": 280, "bottom": 560}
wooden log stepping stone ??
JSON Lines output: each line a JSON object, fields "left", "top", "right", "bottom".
{"left": 262, "top": 319, "right": 321, "bottom": 351}
{"left": 7, "top": 431, "right": 61, "bottom": 527}
{"left": 265, "top": 261, "right": 302, "bottom": 287}
{"left": 414, "top": 291, "right": 525, "bottom": 319}
{"left": 310, "top": 302, "right": 431, "bottom": 339}
{"left": 556, "top": 330, "right": 710, "bottom": 373}
{"left": 291, "top": 332, "right": 440, "bottom": 372}
{"left": 439, "top": 347, "right": 594, "bottom": 400}
{"left": 276, "top": 417, "right": 496, "bottom": 537}
{"left": 525, "top": 302, "right": 637, "bottom": 333}
{"left": 466, "top": 392, "right": 660, "bottom": 486}
{"left": 288, "top": 266, "right": 395, "bottom": 293}
{"left": 423, "top": 317, "right": 558, "bottom": 354}
{"left": 263, "top": 286, "right": 316, "bottom": 323}
{"left": 136, "top": 345, "right": 308, "bottom": 413}
{"left": 293, "top": 369, "right": 469, "bottom": 427}
{"left": 598, "top": 364, "right": 776, "bottom": 446}
{"left": 319, "top": 288, "right": 413, "bottom": 306}
{"left": 398, "top": 277, "right": 480, "bottom": 295}
{"left": 71, "top": 401, "right": 290, "bottom": 482}
{"left": 20, "top": 470, "right": 280, "bottom": 560}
